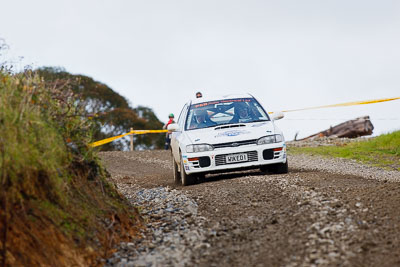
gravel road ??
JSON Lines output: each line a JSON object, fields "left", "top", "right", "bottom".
{"left": 100, "top": 150, "right": 400, "bottom": 267}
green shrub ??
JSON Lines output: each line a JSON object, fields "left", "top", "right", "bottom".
{"left": 0, "top": 70, "right": 95, "bottom": 204}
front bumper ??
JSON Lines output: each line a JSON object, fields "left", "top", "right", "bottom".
{"left": 181, "top": 142, "right": 287, "bottom": 174}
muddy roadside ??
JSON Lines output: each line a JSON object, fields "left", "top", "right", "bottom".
{"left": 100, "top": 150, "right": 400, "bottom": 266}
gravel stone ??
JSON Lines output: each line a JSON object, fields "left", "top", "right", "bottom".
{"left": 104, "top": 185, "right": 208, "bottom": 267}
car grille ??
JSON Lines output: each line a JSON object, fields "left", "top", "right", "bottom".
{"left": 213, "top": 139, "right": 257, "bottom": 149}
{"left": 215, "top": 151, "right": 258, "bottom": 166}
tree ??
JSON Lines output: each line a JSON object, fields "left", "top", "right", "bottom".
{"left": 36, "top": 67, "right": 164, "bottom": 150}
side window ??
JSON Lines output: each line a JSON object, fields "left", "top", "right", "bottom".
{"left": 253, "top": 101, "right": 270, "bottom": 120}
{"left": 185, "top": 109, "right": 194, "bottom": 130}
{"left": 177, "top": 104, "right": 187, "bottom": 128}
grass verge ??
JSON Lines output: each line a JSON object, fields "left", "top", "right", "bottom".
{"left": 288, "top": 131, "right": 400, "bottom": 170}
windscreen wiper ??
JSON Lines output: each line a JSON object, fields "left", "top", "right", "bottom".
{"left": 251, "top": 119, "right": 270, "bottom": 123}
{"left": 214, "top": 122, "right": 241, "bottom": 127}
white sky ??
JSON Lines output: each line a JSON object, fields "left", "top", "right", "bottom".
{"left": 1, "top": 0, "right": 399, "bottom": 140}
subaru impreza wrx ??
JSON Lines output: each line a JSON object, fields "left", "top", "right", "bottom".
{"left": 168, "top": 93, "right": 287, "bottom": 186}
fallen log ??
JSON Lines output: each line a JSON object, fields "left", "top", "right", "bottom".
{"left": 299, "top": 116, "right": 374, "bottom": 140}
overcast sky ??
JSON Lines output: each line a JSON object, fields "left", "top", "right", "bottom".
{"left": 1, "top": 0, "right": 399, "bottom": 140}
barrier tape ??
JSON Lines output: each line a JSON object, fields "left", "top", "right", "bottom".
{"left": 89, "top": 96, "right": 399, "bottom": 147}
{"left": 281, "top": 97, "right": 400, "bottom": 113}
{"left": 89, "top": 130, "right": 167, "bottom": 147}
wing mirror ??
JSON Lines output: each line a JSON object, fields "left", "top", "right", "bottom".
{"left": 271, "top": 111, "right": 284, "bottom": 121}
{"left": 167, "top": 123, "right": 181, "bottom": 132}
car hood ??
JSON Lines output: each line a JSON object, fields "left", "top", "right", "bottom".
{"left": 185, "top": 122, "right": 276, "bottom": 144}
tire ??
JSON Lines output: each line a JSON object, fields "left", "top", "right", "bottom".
{"left": 270, "top": 160, "right": 289, "bottom": 174}
{"left": 260, "top": 165, "right": 269, "bottom": 173}
{"left": 180, "top": 155, "right": 195, "bottom": 186}
{"left": 197, "top": 173, "right": 206, "bottom": 183}
{"left": 172, "top": 156, "right": 180, "bottom": 184}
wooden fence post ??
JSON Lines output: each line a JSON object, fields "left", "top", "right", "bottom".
{"left": 130, "top": 127, "right": 133, "bottom": 151}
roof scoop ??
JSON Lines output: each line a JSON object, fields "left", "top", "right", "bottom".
{"left": 214, "top": 124, "right": 246, "bottom": 130}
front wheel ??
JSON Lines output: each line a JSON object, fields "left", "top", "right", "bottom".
{"left": 197, "top": 173, "right": 206, "bottom": 182}
{"left": 172, "top": 156, "right": 180, "bottom": 184}
{"left": 180, "top": 155, "right": 196, "bottom": 186}
{"left": 270, "top": 160, "right": 289, "bottom": 174}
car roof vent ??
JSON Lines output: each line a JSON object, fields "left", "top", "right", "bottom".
{"left": 215, "top": 124, "right": 246, "bottom": 130}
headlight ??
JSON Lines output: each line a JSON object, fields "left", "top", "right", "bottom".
{"left": 186, "top": 144, "right": 214, "bottom": 153}
{"left": 257, "top": 134, "right": 283, "bottom": 145}
{"left": 275, "top": 134, "right": 283, "bottom": 142}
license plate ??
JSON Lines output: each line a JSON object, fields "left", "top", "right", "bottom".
{"left": 226, "top": 153, "right": 248, "bottom": 163}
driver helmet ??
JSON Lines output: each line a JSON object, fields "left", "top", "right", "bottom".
{"left": 168, "top": 113, "right": 174, "bottom": 118}
{"left": 194, "top": 109, "right": 207, "bottom": 123}
{"left": 235, "top": 103, "right": 250, "bottom": 119}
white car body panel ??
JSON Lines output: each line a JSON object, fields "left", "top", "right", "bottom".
{"left": 185, "top": 122, "right": 276, "bottom": 145}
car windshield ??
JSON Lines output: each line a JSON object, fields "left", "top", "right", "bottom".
{"left": 185, "top": 98, "right": 270, "bottom": 130}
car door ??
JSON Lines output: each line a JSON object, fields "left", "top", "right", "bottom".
{"left": 171, "top": 103, "right": 188, "bottom": 163}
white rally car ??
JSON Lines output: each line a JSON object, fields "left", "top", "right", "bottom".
{"left": 168, "top": 93, "right": 287, "bottom": 185}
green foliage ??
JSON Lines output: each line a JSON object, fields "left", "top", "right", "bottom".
{"left": 36, "top": 67, "right": 164, "bottom": 150}
{"left": 0, "top": 68, "right": 104, "bottom": 200}
{"left": 288, "top": 131, "right": 400, "bottom": 170}
{"left": 0, "top": 71, "right": 70, "bottom": 203}
{"left": 0, "top": 67, "right": 141, "bottom": 265}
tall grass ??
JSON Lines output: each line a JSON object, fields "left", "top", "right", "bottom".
{"left": 0, "top": 70, "right": 95, "bottom": 204}
{"left": 0, "top": 68, "right": 141, "bottom": 266}
{"left": 1, "top": 72, "right": 64, "bottom": 202}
